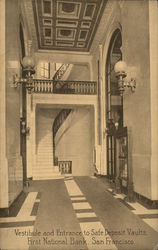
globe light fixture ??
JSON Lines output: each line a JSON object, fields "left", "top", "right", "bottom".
{"left": 114, "top": 60, "right": 136, "bottom": 96}
{"left": 13, "top": 40, "right": 35, "bottom": 94}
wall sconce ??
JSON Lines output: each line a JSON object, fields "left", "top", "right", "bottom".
{"left": 13, "top": 41, "right": 35, "bottom": 94}
{"left": 21, "top": 120, "right": 30, "bottom": 135}
{"left": 114, "top": 61, "right": 136, "bottom": 96}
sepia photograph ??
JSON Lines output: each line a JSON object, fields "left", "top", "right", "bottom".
{"left": 0, "top": 0, "right": 158, "bottom": 249}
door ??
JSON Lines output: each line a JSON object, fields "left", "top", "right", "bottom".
{"left": 115, "top": 127, "right": 128, "bottom": 193}
{"left": 107, "top": 132, "right": 116, "bottom": 179}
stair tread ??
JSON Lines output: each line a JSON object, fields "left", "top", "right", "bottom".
{"left": 33, "top": 176, "right": 63, "bottom": 180}
{"left": 33, "top": 173, "right": 61, "bottom": 177}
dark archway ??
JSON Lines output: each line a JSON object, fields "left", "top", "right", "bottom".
{"left": 105, "top": 29, "right": 123, "bottom": 180}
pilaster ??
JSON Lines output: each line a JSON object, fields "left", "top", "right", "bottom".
{"left": 149, "top": 0, "right": 158, "bottom": 200}
{"left": 0, "top": 0, "right": 9, "bottom": 208}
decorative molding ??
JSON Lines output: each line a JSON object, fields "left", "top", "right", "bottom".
{"left": 90, "top": 0, "right": 120, "bottom": 54}
{"left": 20, "top": 0, "right": 38, "bottom": 52}
{"left": 31, "top": 0, "right": 107, "bottom": 51}
{"left": 134, "top": 192, "right": 158, "bottom": 209}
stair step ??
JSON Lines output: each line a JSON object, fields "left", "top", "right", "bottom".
{"left": 33, "top": 168, "right": 59, "bottom": 173}
{"left": 33, "top": 171, "right": 61, "bottom": 176}
{"left": 36, "top": 167, "right": 55, "bottom": 169}
{"left": 33, "top": 173, "right": 60, "bottom": 176}
{"left": 37, "top": 160, "right": 53, "bottom": 162}
{"left": 37, "top": 162, "right": 53, "bottom": 164}
{"left": 37, "top": 154, "right": 53, "bottom": 157}
{"left": 37, "top": 156, "right": 53, "bottom": 160}
{"left": 38, "top": 147, "right": 53, "bottom": 150}
{"left": 37, "top": 155, "right": 53, "bottom": 157}
{"left": 38, "top": 141, "right": 52, "bottom": 144}
{"left": 38, "top": 143, "right": 53, "bottom": 145}
{"left": 33, "top": 169, "right": 60, "bottom": 174}
{"left": 38, "top": 143, "right": 52, "bottom": 145}
{"left": 38, "top": 149, "right": 52, "bottom": 151}
{"left": 37, "top": 153, "right": 53, "bottom": 156}
{"left": 33, "top": 175, "right": 63, "bottom": 180}
{"left": 36, "top": 162, "right": 53, "bottom": 164}
{"left": 37, "top": 162, "right": 54, "bottom": 165}
{"left": 36, "top": 165, "right": 54, "bottom": 168}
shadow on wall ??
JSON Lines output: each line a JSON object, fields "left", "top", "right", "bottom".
{"left": 55, "top": 107, "right": 95, "bottom": 176}
{"left": 36, "top": 108, "right": 61, "bottom": 150}
{"left": 67, "top": 64, "right": 90, "bottom": 81}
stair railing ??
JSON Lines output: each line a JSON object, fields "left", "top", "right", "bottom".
{"left": 58, "top": 161, "right": 72, "bottom": 174}
{"left": 53, "top": 80, "right": 97, "bottom": 95}
{"left": 53, "top": 109, "right": 72, "bottom": 165}
{"left": 53, "top": 64, "right": 70, "bottom": 81}
{"left": 32, "top": 79, "right": 54, "bottom": 93}
{"left": 32, "top": 79, "right": 97, "bottom": 95}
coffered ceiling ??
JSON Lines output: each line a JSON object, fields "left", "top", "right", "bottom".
{"left": 32, "top": 0, "right": 107, "bottom": 52}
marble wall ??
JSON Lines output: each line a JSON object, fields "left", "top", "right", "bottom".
{"left": 67, "top": 64, "right": 90, "bottom": 81}
{"left": 122, "top": 0, "right": 152, "bottom": 198}
{"left": 91, "top": 0, "right": 157, "bottom": 200}
{"left": 6, "top": 0, "right": 23, "bottom": 206}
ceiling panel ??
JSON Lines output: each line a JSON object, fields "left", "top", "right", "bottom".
{"left": 32, "top": 0, "right": 107, "bottom": 52}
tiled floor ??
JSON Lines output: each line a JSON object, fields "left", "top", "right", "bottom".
{"left": 64, "top": 176, "right": 117, "bottom": 250}
{"left": 0, "top": 176, "right": 158, "bottom": 250}
{"left": 107, "top": 188, "right": 158, "bottom": 233}
{"left": 0, "top": 192, "right": 40, "bottom": 249}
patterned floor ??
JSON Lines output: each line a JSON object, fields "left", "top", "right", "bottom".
{"left": 65, "top": 176, "right": 117, "bottom": 249}
{"left": 0, "top": 192, "right": 40, "bottom": 249}
{"left": 0, "top": 176, "right": 158, "bottom": 250}
{"left": 107, "top": 188, "right": 158, "bottom": 233}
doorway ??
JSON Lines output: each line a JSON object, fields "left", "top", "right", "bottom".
{"left": 105, "top": 29, "right": 123, "bottom": 180}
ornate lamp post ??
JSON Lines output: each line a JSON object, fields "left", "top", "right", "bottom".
{"left": 13, "top": 41, "right": 35, "bottom": 186}
{"left": 13, "top": 41, "right": 35, "bottom": 94}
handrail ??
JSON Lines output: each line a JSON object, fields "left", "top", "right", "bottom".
{"left": 53, "top": 63, "right": 69, "bottom": 81}
{"left": 53, "top": 109, "right": 71, "bottom": 137}
{"left": 32, "top": 79, "right": 97, "bottom": 95}
{"left": 33, "top": 79, "right": 54, "bottom": 93}
{"left": 52, "top": 109, "right": 72, "bottom": 165}
{"left": 53, "top": 80, "right": 97, "bottom": 95}
{"left": 58, "top": 161, "right": 72, "bottom": 174}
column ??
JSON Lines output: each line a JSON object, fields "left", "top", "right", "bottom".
{"left": 0, "top": 0, "right": 8, "bottom": 208}
{"left": 26, "top": 92, "right": 33, "bottom": 178}
{"left": 149, "top": 0, "right": 158, "bottom": 200}
{"left": 99, "top": 44, "right": 107, "bottom": 175}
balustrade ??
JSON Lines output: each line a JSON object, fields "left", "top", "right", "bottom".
{"left": 32, "top": 79, "right": 97, "bottom": 95}
{"left": 53, "top": 109, "right": 71, "bottom": 137}
{"left": 33, "top": 79, "right": 54, "bottom": 93}
{"left": 58, "top": 161, "right": 72, "bottom": 174}
{"left": 53, "top": 80, "right": 97, "bottom": 95}
{"left": 53, "top": 109, "right": 72, "bottom": 165}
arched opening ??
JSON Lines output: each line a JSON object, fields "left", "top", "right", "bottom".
{"left": 105, "top": 29, "right": 123, "bottom": 180}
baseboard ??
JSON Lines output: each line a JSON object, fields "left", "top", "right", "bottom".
{"left": 97, "top": 175, "right": 158, "bottom": 209}
{"left": 0, "top": 191, "right": 27, "bottom": 217}
{"left": 134, "top": 192, "right": 158, "bottom": 209}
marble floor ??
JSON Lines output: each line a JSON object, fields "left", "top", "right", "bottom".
{"left": 0, "top": 176, "right": 158, "bottom": 250}
{"left": 0, "top": 192, "right": 40, "bottom": 249}
{"left": 107, "top": 188, "right": 158, "bottom": 233}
